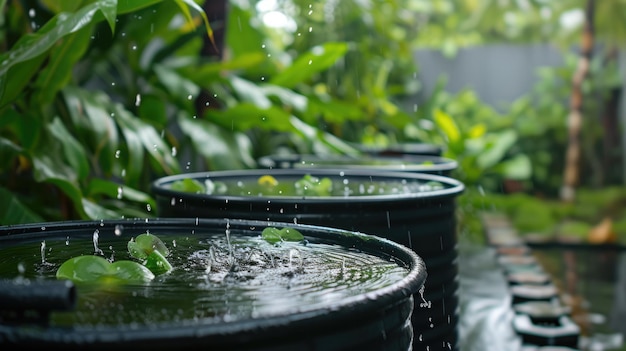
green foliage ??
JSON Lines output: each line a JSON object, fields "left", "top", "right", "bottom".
{"left": 261, "top": 227, "right": 305, "bottom": 245}
{"left": 57, "top": 232, "right": 172, "bottom": 285}
{"left": 56, "top": 255, "right": 156, "bottom": 285}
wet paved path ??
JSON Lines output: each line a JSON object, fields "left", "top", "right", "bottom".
{"left": 456, "top": 212, "right": 583, "bottom": 351}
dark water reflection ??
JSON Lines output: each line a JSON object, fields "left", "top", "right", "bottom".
{"left": 457, "top": 238, "right": 626, "bottom": 351}
{"left": 457, "top": 240, "right": 522, "bottom": 351}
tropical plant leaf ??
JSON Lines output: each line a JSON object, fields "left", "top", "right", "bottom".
{"left": 270, "top": 42, "right": 349, "bottom": 88}
{"left": 0, "top": 186, "right": 45, "bottom": 225}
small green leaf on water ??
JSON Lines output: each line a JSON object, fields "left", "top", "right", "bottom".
{"left": 262, "top": 227, "right": 283, "bottom": 244}
{"left": 262, "top": 227, "right": 304, "bottom": 244}
{"left": 170, "top": 178, "right": 205, "bottom": 193}
{"left": 56, "top": 255, "right": 155, "bottom": 284}
{"left": 279, "top": 228, "right": 304, "bottom": 241}
{"left": 144, "top": 250, "right": 173, "bottom": 275}
{"left": 129, "top": 233, "right": 170, "bottom": 259}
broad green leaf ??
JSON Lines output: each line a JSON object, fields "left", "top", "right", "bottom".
{"left": 230, "top": 76, "right": 272, "bottom": 108}
{"left": 174, "top": 0, "right": 215, "bottom": 48}
{"left": 153, "top": 64, "right": 200, "bottom": 105}
{"left": 0, "top": 2, "right": 107, "bottom": 77}
{"left": 206, "top": 103, "right": 294, "bottom": 132}
{"left": 144, "top": 250, "right": 173, "bottom": 275}
{"left": 113, "top": 103, "right": 180, "bottom": 177}
{"left": 48, "top": 117, "right": 90, "bottom": 180}
{"left": 56, "top": 255, "right": 155, "bottom": 284}
{"left": 477, "top": 130, "right": 517, "bottom": 169}
{"left": 82, "top": 198, "right": 124, "bottom": 219}
{"left": 433, "top": 109, "right": 460, "bottom": 144}
{"left": 270, "top": 42, "right": 349, "bottom": 88}
{"left": 497, "top": 154, "right": 532, "bottom": 180}
{"left": 34, "top": 24, "right": 94, "bottom": 105}
{"left": 0, "top": 54, "right": 47, "bottom": 108}
{"left": 261, "top": 227, "right": 304, "bottom": 244}
{"left": 128, "top": 233, "right": 170, "bottom": 261}
{"left": 0, "top": 186, "right": 44, "bottom": 225}
{"left": 170, "top": 178, "right": 206, "bottom": 193}
{"left": 178, "top": 115, "right": 255, "bottom": 170}
{"left": 86, "top": 178, "right": 156, "bottom": 208}
{"left": 97, "top": 0, "right": 118, "bottom": 33}
{"left": 261, "top": 227, "right": 283, "bottom": 244}
{"left": 184, "top": 52, "right": 266, "bottom": 83}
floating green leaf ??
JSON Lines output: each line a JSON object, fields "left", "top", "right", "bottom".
{"left": 295, "top": 174, "right": 333, "bottom": 196}
{"left": 261, "top": 227, "right": 304, "bottom": 244}
{"left": 56, "top": 255, "right": 155, "bottom": 284}
{"left": 170, "top": 178, "right": 206, "bottom": 193}
{"left": 128, "top": 233, "right": 170, "bottom": 260}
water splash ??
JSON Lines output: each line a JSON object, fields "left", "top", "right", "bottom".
{"left": 93, "top": 230, "right": 104, "bottom": 256}
{"left": 418, "top": 285, "right": 432, "bottom": 308}
{"left": 40, "top": 241, "right": 46, "bottom": 264}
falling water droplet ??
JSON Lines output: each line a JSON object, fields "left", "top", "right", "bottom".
{"left": 17, "top": 262, "right": 25, "bottom": 275}
{"left": 308, "top": 26, "right": 313, "bottom": 32}
{"left": 93, "top": 230, "right": 103, "bottom": 255}
{"left": 117, "top": 187, "right": 123, "bottom": 199}
{"left": 28, "top": 8, "right": 36, "bottom": 17}
{"left": 66, "top": 236, "right": 70, "bottom": 245}
{"left": 146, "top": 204, "right": 152, "bottom": 212}
{"left": 114, "top": 225, "right": 123, "bottom": 236}
{"left": 40, "top": 241, "right": 46, "bottom": 264}
{"left": 135, "top": 94, "right": 141, "bottom": 106}
{"left": 171, "top": 146, "right": 177, "bottom": 157}
{"left": 115, "top": 150, "right": 121, "bottom": 158}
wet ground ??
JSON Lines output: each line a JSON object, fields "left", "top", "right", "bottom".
{"left": 456, "top": 215, "right": 626, "bottom": 351}
{"left": 457, "top": 240, "right": 523, "bottom": 351}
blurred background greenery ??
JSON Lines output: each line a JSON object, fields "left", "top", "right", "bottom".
{"left": 1, "top": 0, "right": 626, "bottom": 234}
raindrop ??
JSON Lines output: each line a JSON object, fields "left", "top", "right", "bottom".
{"left": 121, "top": 169, "right": 126, "bottom": 177}
{"left": 135, "top": 94, "right": 141, "bottom": 106}
{"left": 93, "top": 230, "right": 104, "bottom": 255}
{"left": 146, "top": 204, "right": 152, "bottom": 212}
{"left": 117, "top": 186, "right": 123, "bottom": 199}
{"left": 170, "top": 197, "right": 176, "bottom": 206}
{"left": 28, "top": 8, "right": 36, "bottom": 17}
{"left": 114, "top": 225, "right": 123, "bottom": 236}
{"left": 261, "top": 76, "right": 265, "bottom": 81}
{"left": 261, "top": 44, "right": 266, "bottom": 49}
{"left": 17, "top": 262, "right": 25, "bottom": 275}
{"left": 111, "top": 82, "right": 116, "bottom": 86}
{"left": 308, "top": 26, "right": 313, "bottom": 32}
{"left": 131, "top": 44, "right": 138, "bottom": 51}
{"left": 171, "top": 146, "right": 177, "bottom": 157}
{"left": 65, "top": 236, "right": 70, "bottom": 245}
{"left": 115, "top": 150, "right": 121, "bottom": 158}
{"left": 308, "top": 60, "right": 312, "bottom": 65}
{"left": 187, "top": 94, "right": 193, "bottom": 100}
{"left": 40, "top": 241, "right": 46, "bottom": 264}
{"left": 205, "top": 101, "right": 210, "bottom": 106}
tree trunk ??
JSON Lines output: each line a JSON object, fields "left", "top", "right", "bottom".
{"left": 560, "top": 0, "right": 595, "bottom": 202}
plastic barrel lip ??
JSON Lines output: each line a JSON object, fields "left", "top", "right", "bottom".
{"left": 151, "top": 168, "right": 465, "bottom": 204}
{"left": 257, "top": 153, "right": 458, "bottom": 174}
{"left": 0, "top": 217, "right": 427, "bottom": 347}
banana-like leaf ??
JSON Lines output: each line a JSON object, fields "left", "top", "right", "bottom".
{"left": 178, "top": 115, "right": 255, "bottom": 170}
{"left": 47, "top": 117, "right": 90, "bottom": 180}
{"left": 270, "top": 42, "right": 349, "bottom": 88}
{"left": 0, "top": 187, "right": 45, "bottom": 225}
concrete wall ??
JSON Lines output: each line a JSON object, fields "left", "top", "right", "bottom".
{"left": 412, "top": 44, "right": 565, "bottom": 111}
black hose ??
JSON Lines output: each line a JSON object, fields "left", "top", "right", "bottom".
{"left": 0, "top": 279, "right": 76, "bottom": 319}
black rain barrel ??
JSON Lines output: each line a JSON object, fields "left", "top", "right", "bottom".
{"left": 355, "top": 143, "right": 444, "bottom": 157}
{"left": 151, "top": 169, "right": 465, "bottom": 351}
{"left": 257, "top": 154, "right": 458, "bottom": 177}
{"left": 0, "top": 218, "right": 425, "bottom": 350}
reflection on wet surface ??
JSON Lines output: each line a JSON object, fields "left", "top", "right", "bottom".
{"left": 457, "top": 237, "right": 626, "bottom": 351}
{"left": 458, "top": 240, "right": 523, "bottom": 351}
